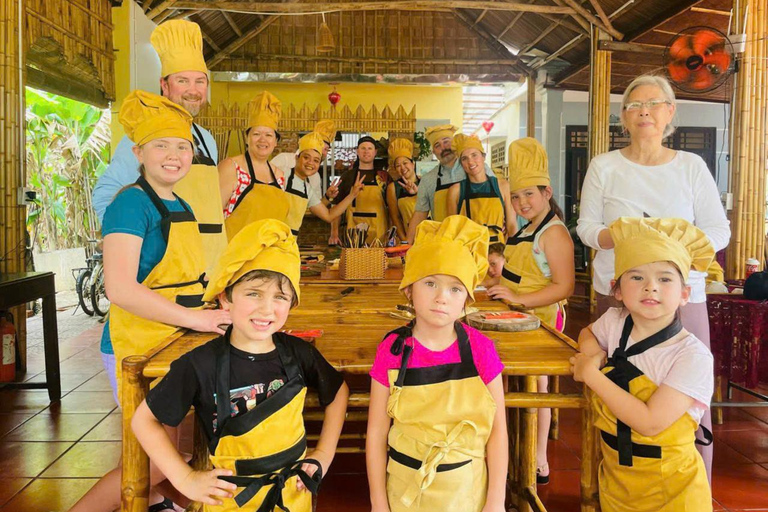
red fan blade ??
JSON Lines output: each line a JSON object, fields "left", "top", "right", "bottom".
{"left": 691, "top": 29, "right": 724, "bottom": 56}
{"left": 667, "top": 61, "right": 691, "bottom": 83}
{"left": 689, "top": 69, "right": 716, "bottom": 90}
{"left": 703, "top": 50, "right": 732, "bottom": 74}
{"left": 669, "top": 34, "right": 695, "bottom": 61}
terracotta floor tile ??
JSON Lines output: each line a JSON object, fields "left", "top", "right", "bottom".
{"left": 712, "top": 499, "right": 725, "bottom": 511}
{"left": 0, "top": 478, "right": 31, "bottom": 508}
{"left": 712, "top": 437, "right": 755, "bottom": 466}
{"left": 0, "top": 390, "right": 58, "bottom": 414}
{"left": 45, "top": 391, "right": 118, "bottom": 415}
{"left": 547, "top": 439, "right": 581, "bottom": 470}
{"left": 316, "top": 472, "right": 370, "bottom": 512}
{"left": 22, "top": 373, "right": 98, "bottom": 393}
{"left": 716, "top": 425, "right": 768, "bottom": 464}
{"left": 744, "top": 405, "right": 768, "bottom": 425}
{"left": 0, "top": 441, "right": 73, "bottom": 477}
{"left": 712, "top": 463, "right": 768, "bottom": 510}
{"left": 4, "top": 413, "right": 107, "bottom": 442}
{"left": 75, "top": 371, "right": 112, "bottom": 392}
{"left": 0, "top": 478, "right": 98, "bottom": 512}
{"left": 713, "top": 408, "right": 768, "bottom": 432}
{"left": 0, "top": 413, "right": 34, "bottom": 438}
{"left": 42, "top": 441, "right": 121, "bottom": 478}
{"left": 81, "top": 413, "right": 122, "bottom": 441}
{"left": 538, "top": 469, "right": 581, "bottom": 512}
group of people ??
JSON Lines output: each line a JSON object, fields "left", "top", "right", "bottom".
{"left": 69, "top": 16, "right": 730, "bottom": 512}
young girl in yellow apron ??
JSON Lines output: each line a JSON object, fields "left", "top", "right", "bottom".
{"left": 132, "top": 219, "right": 348, "bottom": 512}
{"left": 446, "top": 134, "right": 516, "bottom": 244}
{"left": 487, "top": 137, "right": 575, "bottom": 484}
{"left": 284, "top": 132, "right": 365, "bottom": 236}
{"left": 220, "top": 91, "right": 292, "bottom": 240}
{"left": 367, "top": 215, "right": 508, "bottom": 512}
{"left": 386, "top": 138, "right": 422, "bottom": 241}
{"left": 572, "top": 217, "right": 715, "bottom": 512}
{"left": 72, "top": 90, "right": 232, "bottom": 512}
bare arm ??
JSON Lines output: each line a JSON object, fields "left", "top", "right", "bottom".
{"left": 366, "top": 380, "right": 392, "bottom": 512}
{"left": 446, "top": 184, "right": 460, "bottom": 216}
{"left": 597, "top": 228, "right": 614, "bottom": 249}
{"left": 482, "top": 375, "right": 508, "bottom": 512}
{"left": 218, "top": 158, "right": 238, "bottom": 211}
{"left": 300, "top": 382, "right": 349, "bottom": 488}
{"left": 387, "top": 183, "right": 407, "bottom": 240}
{"left": 103, "top": 233, "right": 230, "bottom": 334}
{"left": 499, "top": 179, "right": 518, "bottom": 236}
{"left": 406, "top": 210, "right": 429, "bottom": 245}
{"left": 578, "top": 325, "right": 607, "bottom": 360}
{"left": 310, "top": 173, "right": 364, "bottom": 223}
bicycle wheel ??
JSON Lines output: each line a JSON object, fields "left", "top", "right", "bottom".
{"left": 76, "top": 269, "right": 95, "bottom": 316}
{"left": 90, "top": 264, "right": 110, "bottom": 317}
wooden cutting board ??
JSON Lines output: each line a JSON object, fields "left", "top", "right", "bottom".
{"left": 466, "top": 310, "right": 540, "bottom": 332}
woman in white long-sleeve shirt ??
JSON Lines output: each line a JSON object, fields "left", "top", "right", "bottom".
{"left": 576, "top": 74, "right": 730, "bottom": 483}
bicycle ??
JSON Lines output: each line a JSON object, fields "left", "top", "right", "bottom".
{"left": 72, "top": 239, "right": 101, "bottom": 316}
{"left": 89, "top": 252, "right": 109, "bottom": 318}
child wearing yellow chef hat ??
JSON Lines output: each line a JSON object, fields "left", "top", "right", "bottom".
{"left": 366, "top": 216, "right": 508, "bottom": 512}
{"left": 220, "top": 91, "right": 293, "bottom": 240}
{"left": 385, "top": 138, "right": 422, "bottom": 241}
{"left": 572, "top": 217, "right": 715, "bottom": 512}
{"left": 132, "top": 219, "right": 349, "bottom": 512}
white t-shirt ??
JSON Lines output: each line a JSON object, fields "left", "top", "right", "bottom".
{"left": 271, "top": 153, "right": 323, "bottom": 197}
{"left": 592, "top": 308, "right": 713, "bottom": 424}
{"left": 576, "top": 150, "right": 730, "bottom": 303}
{"left": 285, "top": 170, "right": 322, "bottom": 208}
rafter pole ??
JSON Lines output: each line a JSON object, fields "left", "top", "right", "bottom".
{"left": 473, "top": 9, "right": 489, "bottom": 25}
{"left": 527, "top": 74, "right": 536, "bottom": 137}
{"left": 539, "top": 12, "right": 588, "bottom": 35}
{"left": 201, "top": 30, "right": 221, "bottom": 52}
{"left": 221, "top": 10, "right": 242, "bottom": 36}
{"left": 206, "top": 16, "right": 278, "bottom": 69}
{"left": 519, "top": 18, "right": 562, "bottom": 55}
{"left": 232, "top": 53, "right": 519, "bottom": 66}
{"left": 453, "top": 9, "right": 531, "bottom": 75}
{"left": 147, "top": 0, "right": 176, "bottom": 20}
{"left": 561, "top": 0, "right": 623, "bottom": 39}
{"left": 495, "top": 0, "right": 537, "bottom": 40}
{"left": 550, "top": 0, "right": 591, "bottom": 33}
{"left": 587, "top": 0, "right": 614, "bottom": 33}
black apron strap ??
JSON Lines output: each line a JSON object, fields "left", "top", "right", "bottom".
{"left": 695, "top": 424, "right": 714, "bottom": 446}
{"left": 210, "top": 332, "right": 233, "bottom": 453}
{"left": 462, "top": 180, "right": 472, "bottom": 220}
{"left": 222, "top": 458, "right": 323, "bottom": 509}
{"left": 192, "top": 124, "right": 215, "bottom": 165}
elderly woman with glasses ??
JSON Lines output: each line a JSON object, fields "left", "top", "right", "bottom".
{"left": 576, "top": 74, "right": 730, "bottom": 482}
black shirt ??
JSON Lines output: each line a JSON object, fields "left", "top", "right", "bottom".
{"left": 334, "top": 158, "right": 388, "bottom": 204}
{"left": 146, "top": 332, "right": 345, "bottom": 442}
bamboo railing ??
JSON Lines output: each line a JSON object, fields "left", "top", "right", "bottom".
{"left": 726, "top": 0, "right": 768, "bottom": 279}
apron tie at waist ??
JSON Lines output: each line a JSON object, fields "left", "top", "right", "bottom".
{"left": 400, "top": 420, "right": 479, "bottom": 508}
{"left": 221, "top": 458, "right": 323, "bottom": 510}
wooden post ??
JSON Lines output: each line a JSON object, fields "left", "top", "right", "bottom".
{"left": 527, "top": 74, "right": 536, "bottom": 138}
{"left": 726, "top": 0, "right": 768, "bottom": 278}
{"left": 121, "top": 356, "right": 150, "bottom": 512}
{"left": 519, "top": 376, "right": 539, "bottom": 512}
{"left": 0, "top": 0, "right": 27, "bottom": 362}
{"left": 580, "top": 387, "right": 600, "bottom": 512}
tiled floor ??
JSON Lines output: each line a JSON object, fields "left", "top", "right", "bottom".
{"left": 1, "top": 305, "right": 767, "bottom": 511}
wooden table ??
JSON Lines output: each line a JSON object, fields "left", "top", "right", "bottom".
{"left": 301, "top": 267, "right": 404, "bottom": 285}
{"left": 120, "top": 284, "right": 593, "bottom": 512}
{"left": 0, "top": 272, "right": 61, "bottom": 401}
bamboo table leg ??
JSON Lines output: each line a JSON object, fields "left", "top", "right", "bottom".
{"left": 580, "top": 386, "right": 599, "bottom": 512}
{"left": 121, "top": 356, "right": 150, "bottom": 512}
{"left": 519, "top": 375, "right": 538, "bottom": 512}
{"left": 549, "top": 376, "right": 560, "bottom": 440}
{"left": 713, "top": 375, "right": 723, "bottom": 425}
{"left": 506, "top": 376, "right": 521, "bottom": 508}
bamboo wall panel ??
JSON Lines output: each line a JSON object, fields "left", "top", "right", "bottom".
{"left": 213, "top": 10, "right": 517, "bottom": 75}
{"left": 24, "top": 0, "right": 115, "bottom": 107}
{"left": 726, "top": 0, "right": 768, "bottom": 278}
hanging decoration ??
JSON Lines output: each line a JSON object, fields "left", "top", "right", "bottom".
{"left": 328, "top": 86, "right": 341, "bottom": 107}
{"left": 482, "top": 121, "right": 494, "bottom": 133}
{"left": 317, "top": 13, "right": 335, "bottom": 53}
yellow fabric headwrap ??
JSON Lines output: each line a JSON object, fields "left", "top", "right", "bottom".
{"left": 400, "top": 215, "right": 489, "bottom": 302}
{"left": 314, "top": 120, "right": 336, "bottom": 144}
{"left": 119, "top": 90, "right": 193, "bottom": 146}
{"left": 248, "top": 91, "right": 282, "bottom": 131}
{"left": 425, "top": 124, "right": 458, "bottom": 147}
{"left": 610, "top": 217, "right": 715, "bottom": 282}
{"left": 202, "top": 219, "right": 301, "bottom": 304}
{"left": 298, "top": 132, "right": 325, "bottom": 156}
{"left": 388, "top": 138, "right": 414, "bottom": 163}
{"left": 508, "top": 137, "right": 550, "bottom": 191}
{"left": 451, "top": 133, "right": 485, "bottom": 158}
{"left": 150, "top": 20, "right": 208, "bottom": 77}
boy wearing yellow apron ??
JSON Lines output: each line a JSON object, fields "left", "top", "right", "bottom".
{"left": 132, "top": 219, "right": 350, "bottom": 511}
{"left": 573, "top": 217, "right": 715, "bottom": 512}
{"left": 386, "top": 138, "right": 422, "bottom": 241}
{"left": 222, "top": 91, "right": 292, "bottom": 240}
{"left": 367, "top": 216, "right": 508, "bottom": 512}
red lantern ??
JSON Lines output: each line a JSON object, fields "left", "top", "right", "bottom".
{"left": 482, "top": 121, "right": 494, "bottom": 133}
{"left": 328, "top": 87, "right": 341, "bottom": 107}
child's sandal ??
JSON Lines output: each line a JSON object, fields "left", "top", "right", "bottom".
{"left": 536, "top": 462, "right": 550, "bottom": 485}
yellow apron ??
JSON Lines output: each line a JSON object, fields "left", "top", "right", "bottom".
{"left": 432, "top": 166, "right": 453, "bottom": 223}
{"left": 385, "top": 323, "right": 496, "bottom": 512}
{"left": 345, "top": 170, "right": 389, "bottom": 245}
{"left": 501, "top": 210, "right": 565, "bottom": 329}
{"left": 394, "top": 180, "right": 419, "bottom": 230}
{"left": 457, "top": 176, "right": 506, "bottom": 243}
{"left": 225, "top": 154, "right": 292, "bottom": 241}
{"left": 173, "top": 125, "right": 228, "bottom": 276}
{"left": 209, "top": 335, "right": 321, "bottom": 512}
{"left": 110, "top": 176, "right": 206, "bottom": 402}
{"left": 593, "top": 315, "right": 712, "bottom": 512}
{"left": 284, "top": 168, "right": 311, "bottom": 236}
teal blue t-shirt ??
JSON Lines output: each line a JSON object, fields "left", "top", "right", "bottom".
{"left": 99, "top": 187, "right": 192, "bottom": 354}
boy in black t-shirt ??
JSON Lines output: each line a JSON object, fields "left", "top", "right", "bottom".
{"left": 131, "top": 219, "right": 349, "bottom": 511}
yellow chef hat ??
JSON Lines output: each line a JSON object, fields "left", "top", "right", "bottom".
{"left": 203, "top": 219, "right": 301, "bottom": 305}
{"left": 119, "top": 90, "right": 193, "bottom": 146}
{"left": 400, "top": 215, "right": 490, "bottom": 302}
{"left": 451, "top": 133, "right": 485, "bottom": 158}
{"left": 388, "top": 138, "right": 414, "bottom": 163}
{"left": 508, "top": 137, "right": 550, "bottom": 191}
{"left": 298, "top": 132, "right": 325, "bottom": 156}
{"left": 314, "top": 120, "right": 336, "bottom": 144}
{"left": 425, "top": 124, "right": 458, "bottom": 147}
{"left": 248, "top": 91, "right": 282, "bottom": 131}
{"left": 150, "top": 20, "right": 208, "bottom": 78}
{"left": 610, "top": 217, "right": 715, "bottom": 282}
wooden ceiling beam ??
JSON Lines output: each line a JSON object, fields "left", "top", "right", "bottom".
{"left": 473, "top": 10, "right": 489, "bottom": 25}
{"left": 494, "top": 0, "right": 537, "bottom": 41}
{"left": 538, "top": 12, "right": 588, "bottom": 35}
{"left": 171, "top": 1, "right": 577, "bottom": 15}
{"left": 206, "top": 16, "right": 278, "bottom": 69}
{"left": 166, "top": 8, "right": 201, "bottom": 21}
{"left": 587, "top": 0, "right": 616, "bottom": 35}
{"left": 519, "top": 16, "right": 566, "bottom": 55}
{"left": 221, "top": 11, "right": 242, "bottom": 37}
{"left": 597, "top": 40, "right": 664, "bottom": 55}
{"left": 147, "top": 0, "right": 176, "bottom": 20}
{"left": 201, "top": 30, "right": 221, "bottom": 52}
{"left": 550, "top": 0, "right": 591, "bottom": 34}
{"left": 234, "top": 53, "right": 519, "bottom": 67}
{"left": 560, "top": 0, "right": 623, "bottom": 39}
{"left": 453, "top": 8, "right": 531, "bottom": 75}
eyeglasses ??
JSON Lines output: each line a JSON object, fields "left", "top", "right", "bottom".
{"left": 623, "top": 99, "right": 671, "bottom": 112}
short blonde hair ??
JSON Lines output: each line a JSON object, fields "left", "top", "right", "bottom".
{"left": 621, "top": 75, "right": 677, "bottom": 138}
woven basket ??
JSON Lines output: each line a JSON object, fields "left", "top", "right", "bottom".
{"left": 339, "top": 248, "right": 387, "bottom": 280}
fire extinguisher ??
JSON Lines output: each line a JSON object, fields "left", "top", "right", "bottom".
{"left": 0, "top": 311, "right": 16, "bottom": 382}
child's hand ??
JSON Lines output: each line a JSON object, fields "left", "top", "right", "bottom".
{"left": 486, "top": 284, "right": 520, "bottom": 304}
{"left": 175, "top": 468, "right": 237, "bottom": 506}
{"left": 570, "top": 352, "right": 604, "bottom": 382}
{"left": 297, "top": 449, "right": 332, "bottom": 492}
{"left": 481, "top": 502, "right": 506, "bottom": 512}
{"left": 189, "top": 309, "right": 232, "bottom": 334}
